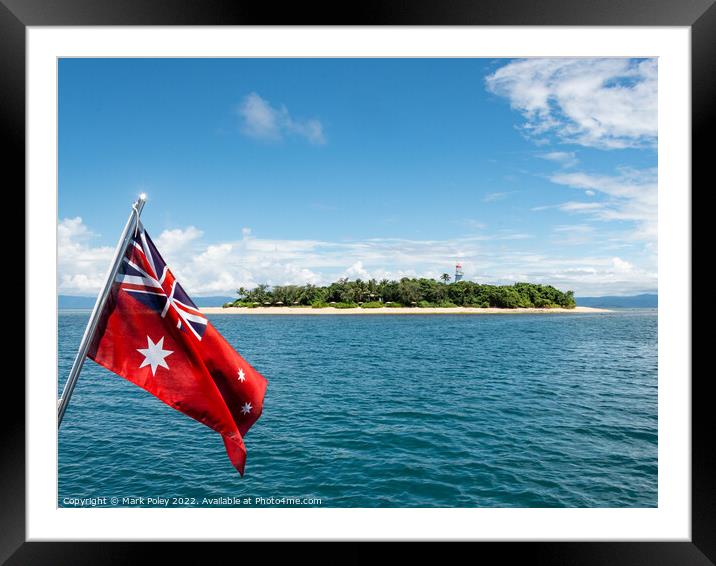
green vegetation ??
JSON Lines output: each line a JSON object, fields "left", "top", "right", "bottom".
{"left": 226, "top": 278, "right": 576, "bottom": 309}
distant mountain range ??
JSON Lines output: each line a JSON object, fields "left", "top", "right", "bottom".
{"left": 58, "top": 295, "right": 235, "bottom": 309}
{"left": 59, "top": 293, "right": 658, "bottom": 309}
{"left": 575, "top": 294, "right": 657, "bottom": 308}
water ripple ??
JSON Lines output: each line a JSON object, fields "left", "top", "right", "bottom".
{"left": 58, "top": 310, "right": 657, "bottom": 507}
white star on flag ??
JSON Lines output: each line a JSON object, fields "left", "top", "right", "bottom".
{"left": 241, "top": 402, "right": 252, "bottom": 415}
{"left": 237, "top": 368, "right": 246, "bottom": 382}
{"left": 137, "top": 336, "right": 174, "bottom": 376}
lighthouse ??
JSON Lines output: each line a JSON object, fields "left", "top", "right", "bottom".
{"left": 455, "top": 263, "right": 464, "bottom": 282}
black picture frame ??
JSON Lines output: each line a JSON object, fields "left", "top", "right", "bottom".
{"left": 7, "top": 0, "right": 709, "bottom": 562}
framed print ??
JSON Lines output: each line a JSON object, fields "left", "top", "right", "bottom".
{"left": 7, "top": 0, "right": 711, "bottom": 562}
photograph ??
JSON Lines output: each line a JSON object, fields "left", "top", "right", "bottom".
{"left": 57, "top": 56, "right": 659, "bottom": 509}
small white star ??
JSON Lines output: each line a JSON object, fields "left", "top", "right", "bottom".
{"left": 241, "top": 402, "right": 252, "bottom": 415}
{"left": 237, "top": 368, "right": 246, "bottom": 382}
{"left": 137, "top": 336, "right": 173, "bottom": 376}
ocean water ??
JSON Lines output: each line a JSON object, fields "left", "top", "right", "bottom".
{"left": 58, "top": 310, "right": 657, "bottom": 508}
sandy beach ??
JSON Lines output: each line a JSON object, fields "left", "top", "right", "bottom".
{"left": 201, "top": 306, "right": 611, "bottom": 315}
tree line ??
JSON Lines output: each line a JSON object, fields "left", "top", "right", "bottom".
{"left": 227, "top": 277, "right": 576, "bottom": 309}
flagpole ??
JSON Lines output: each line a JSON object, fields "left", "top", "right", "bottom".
{"left": 57, "top": 194, "right": 147, "bottom": 427}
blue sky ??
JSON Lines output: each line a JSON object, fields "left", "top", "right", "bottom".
{"left": 58, "top": 58, "right": 657, "bottom": 296}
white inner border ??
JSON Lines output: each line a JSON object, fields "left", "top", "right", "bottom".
{"left": 27, "top": 27, "right": 691, "bottom": 541}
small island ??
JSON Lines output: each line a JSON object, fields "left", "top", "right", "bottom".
{"left": 204, "top": 278, "right": 610, "bottom": 315}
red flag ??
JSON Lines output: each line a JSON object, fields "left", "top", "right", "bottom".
{"left": 88, "top": 223, "right": 267, "bottom": 475}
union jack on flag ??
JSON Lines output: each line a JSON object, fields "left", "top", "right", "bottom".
{"left": 116, "top": 224, "right": 208, "bottom": 341}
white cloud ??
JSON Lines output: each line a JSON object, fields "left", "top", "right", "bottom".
{"left": 611, "top": 256, "right": 633, "bottom": 273}
{"left": 58, "top": 217, "right": 656, "bottom": 297}
{"left": 155, "top": 226, "right": 203, "bottom": 256}
{"left": 538, "top": 151, "right": 578, "bottom": 168}
{"left": 237, "top": 92, "right": 326, "bottom": 145}
{"left": 57, "top": 217, "right": 114, "bottom": 295}
{"left": 238, "top": 92, "right": 280, "bottom": 140}
{"left": 486, "top": 58, "right": 657, "bottom": 149}
{"left": 482, "top": 191, "right": 512, "bottom": 203}
{"left": 553, "top": 224, "right": 594, "bottom": 233}
{"left": 548, "top": 167, "right": 657, "bottom": 242}
{"left": 344, "top": 261, "right": 371, "bottom": 280}
{"left": 532, "top": 201, "right": 604, "bottom": 212}
{"left": 532, "top": 166, "right": 656, "bottom": 251}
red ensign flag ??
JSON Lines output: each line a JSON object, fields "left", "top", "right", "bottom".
{"left": 88, "top": 223, "right": 267, "bottom": 475}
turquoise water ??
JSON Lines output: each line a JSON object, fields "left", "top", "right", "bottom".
{"left": 58, "top": 310, "right": 657, "bottom": 508}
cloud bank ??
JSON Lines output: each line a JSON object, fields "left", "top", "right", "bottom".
{"left": 58, "top": 218, "right": 656, "bottom": 298}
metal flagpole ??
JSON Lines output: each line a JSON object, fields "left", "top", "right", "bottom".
{"left": 57, "top": 194, "right": 147, "bottom": 427}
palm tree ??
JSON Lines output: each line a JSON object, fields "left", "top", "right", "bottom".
{"left": 440, "top": 273, "right": 451, "bottom": 284}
